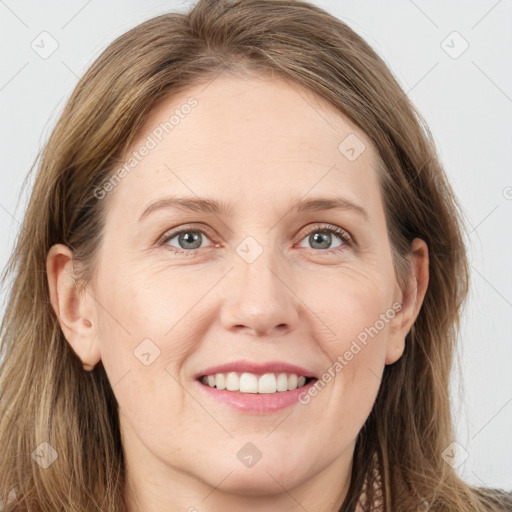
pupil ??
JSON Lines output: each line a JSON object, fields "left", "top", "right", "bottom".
{"left": 311, "top": 231, "right": 330, "bottom": 249}
{"left": 180, "top": 231, "right": 201, "bottom": 249}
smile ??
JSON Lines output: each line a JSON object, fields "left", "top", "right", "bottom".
{"left": 199, "top": 371, "right": 314, "bottom": 394}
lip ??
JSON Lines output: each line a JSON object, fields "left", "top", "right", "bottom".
{"left": 195, "top": 377, "right": 318, "bottom": 413}
{"left": 193, "top": 359, "right": 317, "bottom": 380}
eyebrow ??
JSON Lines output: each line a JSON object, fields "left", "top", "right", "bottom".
{"left": 139, "top": 195, "right": 369, "bottom": 222}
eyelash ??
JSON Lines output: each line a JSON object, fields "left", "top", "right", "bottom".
{"left": 157, "top": 223, "right": 355, "bottom": 257}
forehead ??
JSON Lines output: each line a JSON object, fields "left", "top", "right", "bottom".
{"left": 106, "top": 73, "right": 382, "bottom": 219}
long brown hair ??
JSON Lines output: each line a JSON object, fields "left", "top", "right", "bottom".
{"left": 1, "top": 1, "right": 510, "bottom": 510}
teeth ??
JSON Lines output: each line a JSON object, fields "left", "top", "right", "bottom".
{"left": 277, "top": 373, "right": 288, "bottom": 391}
{"left": 226, "top": 372, "right": 239, "bottom": 391}
{"left": 258, "top": 373, "right": 276, "bottom": 393}
{"left": 215, "top": 373, "right": 226, "bottom": 390}
{"left": 200, "top": 372, "right": 310, "bottom": 393}
{"left": 240, "top": 373, "right": 258, "bottom": 393}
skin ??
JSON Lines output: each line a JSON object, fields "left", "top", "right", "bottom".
{"left": 47, "top": 72, "right": 429, "bottom": 512}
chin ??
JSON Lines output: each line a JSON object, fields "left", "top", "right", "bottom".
{"left": 209, "top": 466, "right": 307, "bottom": 497}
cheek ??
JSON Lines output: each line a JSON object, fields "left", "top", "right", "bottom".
{"left": 91, "top": 260, "right": 222, "bottom": 418}
{"left": 328, "top": 288, "right": 392, "bottom": 366}
{"left": 298, "top": 266, "right": 394, "bottom": 419}
{"left": 302, "top": 262, "right": 395, "bottom": 354}
{"left": 93, "top": 258, "right": 213, "bottom": 350}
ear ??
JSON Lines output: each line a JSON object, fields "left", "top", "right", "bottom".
{"left": 386, "top": 238, "right": 429, "bottom": 365}
{"left": 46, "top": 244, "right": 101, "bottom": 370}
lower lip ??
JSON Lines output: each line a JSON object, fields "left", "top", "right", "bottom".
{"left": 195, "top": 378, "right": 318, "bottom": 413}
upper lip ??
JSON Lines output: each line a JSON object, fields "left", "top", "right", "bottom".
{"left": 194, "top": 359, "right": 318, "bottom": 379}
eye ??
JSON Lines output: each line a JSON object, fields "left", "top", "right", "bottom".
{"left": 157, "top": 223, "right": 354, "bottom": 257}
{"left": 296, "top": 224, "right": 354, "bottom": 254}
{"left": 157, "top": 226, "right": 215, "bottom": 256}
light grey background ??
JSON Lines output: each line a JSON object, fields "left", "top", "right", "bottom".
{"left": 1, "top": 0, "right": 511, "bottom": 490}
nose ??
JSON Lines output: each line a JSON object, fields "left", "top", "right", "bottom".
{"left": 219, "top": 248, "right": 301, "bottom": 337}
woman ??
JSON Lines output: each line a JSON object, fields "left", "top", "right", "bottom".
{"left": 0, "top": 0, "right": 510, "bottom": 510}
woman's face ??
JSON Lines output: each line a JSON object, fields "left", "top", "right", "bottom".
{"left": 71, "top": 73, "right": 424, "bottom": 508}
